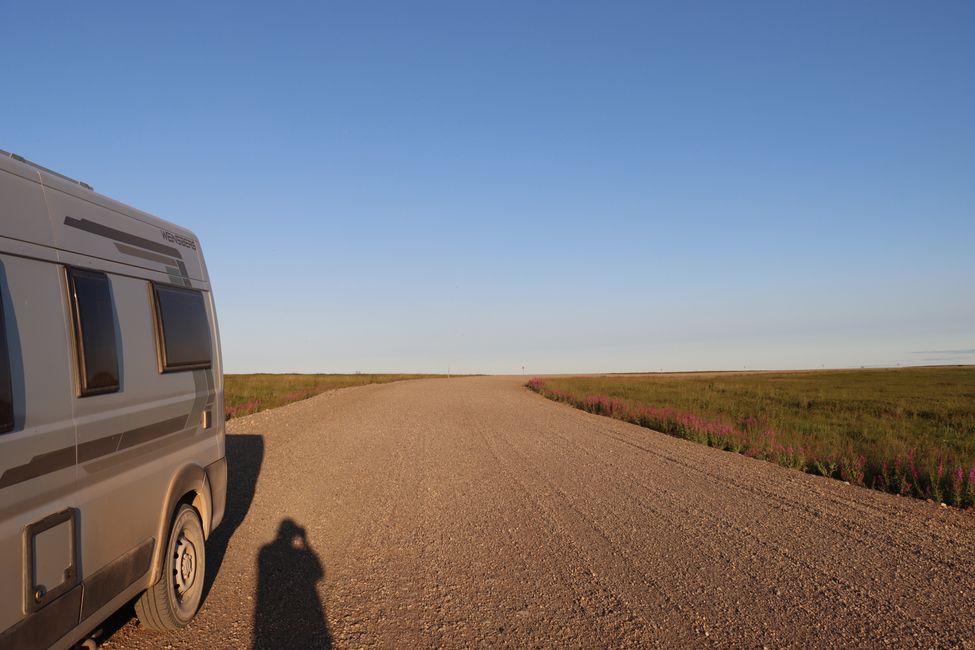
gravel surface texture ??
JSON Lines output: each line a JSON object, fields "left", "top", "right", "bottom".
{"left": 103, "top": 376, "right": 975, "bottom": 649}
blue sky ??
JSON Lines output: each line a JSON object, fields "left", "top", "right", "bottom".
{"left": 2, "top": 2, "right": 973, "bottom": 373}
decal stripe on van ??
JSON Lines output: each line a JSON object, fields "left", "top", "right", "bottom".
{"left": 114, "top": 243, "right": 175, "bottom": 266}
{"left": 0, "top": 415, "right": 189, "bottom": 489}
{"left": 64, "top": 217, "right": 183, "bottom": 258}
{"left": 0, "top": 446, "right": 75, "bottom": 489}
{"left": 67, "top": 218, "right": 194, "bottom": 287}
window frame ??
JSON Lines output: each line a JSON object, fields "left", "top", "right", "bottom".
{"left": 149, "top": 281, "right": 212, "bottom": 373}
{"left": 0, "top": 288, "right": 13, "bottom": 433}
{"left": 65, "top": 266, "right": 121, "bottom": 397}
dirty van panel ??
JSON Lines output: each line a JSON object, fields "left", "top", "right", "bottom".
{"left": 0, "top": 156, "right": 55, "bottom": 247}
{"left": 70, "top": 272, "right": 221, "bottom": 581}
{"left": 24, "top": 509, "right": 78, "bottom": 613}
{"left": 41, "top": 180, "right": 207, "bottom": 284}
{"left": 203, "top": 289, "right": 226, "bottom": 460}
{"left": 1, "top": 152, "right": 225, "bottom": 647}
{"left": 0, "top": 254, "right": 77, "bottom": 634}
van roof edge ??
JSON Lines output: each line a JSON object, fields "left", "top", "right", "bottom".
{"left": 1, "top": 148, "right": 94, "bottom": 191}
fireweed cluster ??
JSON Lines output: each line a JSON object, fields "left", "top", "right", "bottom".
{"left": 225, "top": 399, "right": 262, "bottom": 419}
{"left": 226, "top": 390, "right": 317, "bottom": 419}
{"left": 527, "top": 378, "right": 975, "bottom": 509}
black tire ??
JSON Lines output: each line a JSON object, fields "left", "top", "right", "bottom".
{"left": 135, "top": 504, "right": 206, "bottom": 630}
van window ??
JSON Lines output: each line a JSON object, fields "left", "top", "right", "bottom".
{"left": 66, "top": 268, "right": 120, "bottom": 396}
{"left": 0, "top": 292, "right": 13, "bottom": 432}
{"left": 151, "top": 283, "right": 211, "bottom": 372}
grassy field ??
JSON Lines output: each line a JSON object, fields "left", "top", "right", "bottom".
{"left": 224, "top": 373, "right": 440, "bottom": 419}
{"left": 528, "top": 367, "right": 975, "bottom": 508}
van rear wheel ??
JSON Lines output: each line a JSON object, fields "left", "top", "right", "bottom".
{"left": 135, "top": 504, "right": 206, "bottom": 630}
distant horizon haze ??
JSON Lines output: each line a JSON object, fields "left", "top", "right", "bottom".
{"left": 2, "top": 1, "right": 972, "bottom": 375}
{"left": 225, "top": 364, "right": 975, "bottom": 377}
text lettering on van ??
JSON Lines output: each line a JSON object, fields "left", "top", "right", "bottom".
{"left": 162, "top": 230, "right": 197, "bottom": 250}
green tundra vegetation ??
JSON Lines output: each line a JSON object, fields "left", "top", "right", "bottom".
{"left": 528, "top": 366, "right": 975, "bottom": 508}
{"left": 224, "top": 373, "right": 440, "bottom": 419}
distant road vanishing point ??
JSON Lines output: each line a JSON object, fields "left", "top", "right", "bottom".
{"left": 110, "top": 376, "right": 975, "bottom": 649}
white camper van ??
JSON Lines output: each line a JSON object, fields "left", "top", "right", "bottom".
{"left": 0, "top": 150, "right": 226, "bottom": 649}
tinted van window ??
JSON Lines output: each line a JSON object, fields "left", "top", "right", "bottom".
{"left": 0, "top": 291, "right": 13, "bottom": 432}
{"left": 152, "top": 284, "right": 211, "bottom": 372}
{"left": 66, "top": 268, "right": 120, "bottom": 396}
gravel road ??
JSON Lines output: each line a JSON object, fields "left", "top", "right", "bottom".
{"left": 105, "top": 376, "right": 975, "bottom": 649}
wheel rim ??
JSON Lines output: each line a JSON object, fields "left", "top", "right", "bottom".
{"left": 168, "top": 512, "right": 204, "bottom": 619}
{"left": 173, "top": 533, "right": 198, "bottom": 596}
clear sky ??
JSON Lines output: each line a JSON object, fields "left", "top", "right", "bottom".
{"left": 2, "top": 2, "right": 973, "bottom": 374}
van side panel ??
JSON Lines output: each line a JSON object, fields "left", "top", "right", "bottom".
{"left": 204, "top": 286, "right": 226, "bottom": 461}
{"left": 40, "top": 180, "right": 207, "bottom": 285}
{"left": 61, "top": 265, "right": 221, "bottom": 591}
{"left": 0, "top": 250, "right": 79, "bottom": 634}
{"left": 1, "top": 153, "right": 225, "bottom": 648}
{"left": 0, "top": 161, "right": 54, "bottom": 247}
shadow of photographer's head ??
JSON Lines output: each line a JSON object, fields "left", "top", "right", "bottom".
{"left": 277, "top": 518, "right": 309, "bottom": 548}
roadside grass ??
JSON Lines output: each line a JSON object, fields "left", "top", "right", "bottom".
{"left": 527, "top": 367, "right": 975, "bottom": 509}
{"left": 225, "top": 373, "right": 441, "bottom": 419}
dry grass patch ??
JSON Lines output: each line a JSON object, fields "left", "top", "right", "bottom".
{"left": 225, "top": 373, "right": 441, "bottom": 418}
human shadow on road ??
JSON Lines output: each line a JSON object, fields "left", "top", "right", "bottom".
{"left": 252, "top": 518, "right": 332, "bottom": 649}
